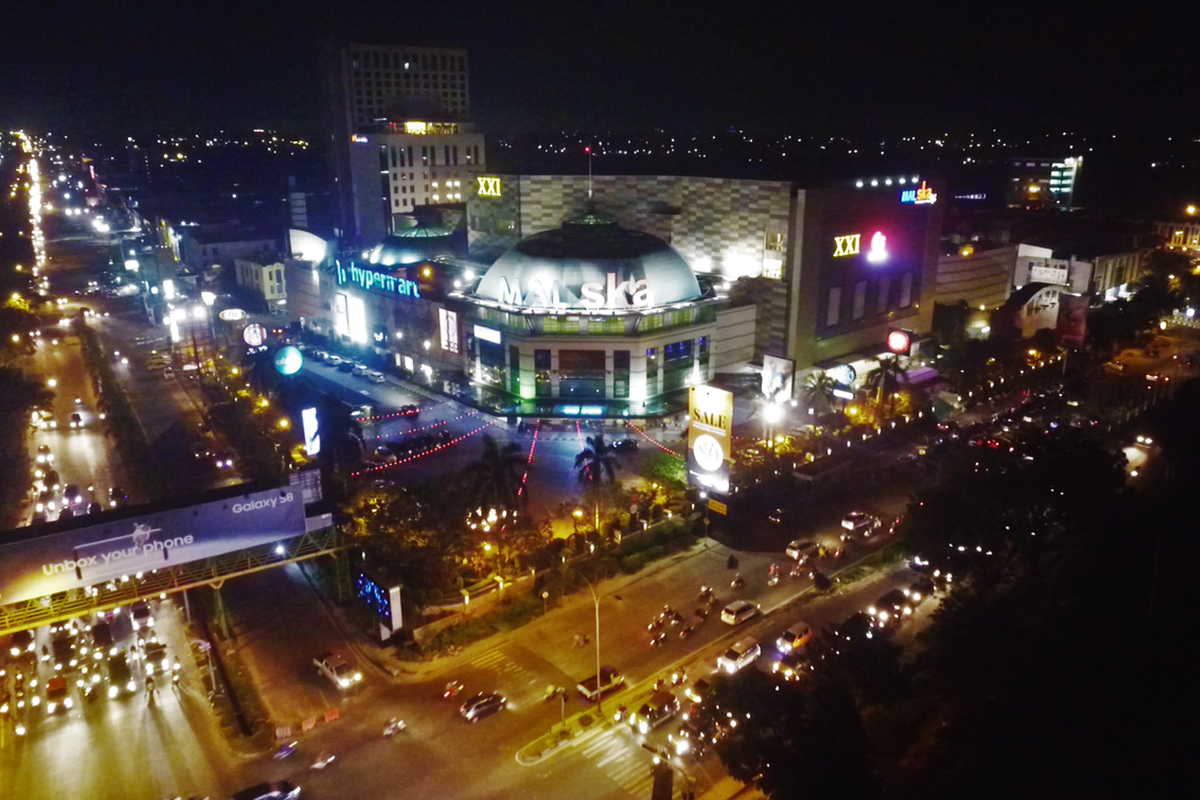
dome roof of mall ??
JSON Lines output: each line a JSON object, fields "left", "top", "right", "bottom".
{"left": 474, "top": 210, "right": 703, "bottom": 309}
{"left": 366, "top": 223, "right": 454, "bottom": 266}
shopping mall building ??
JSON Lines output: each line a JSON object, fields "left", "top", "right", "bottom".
{"left": 287, "top": 172, "right": 941, "bottom": 416}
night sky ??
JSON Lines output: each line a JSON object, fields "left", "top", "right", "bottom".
{"left": 0, "top": 1, "right": 1192, "bottom": 135}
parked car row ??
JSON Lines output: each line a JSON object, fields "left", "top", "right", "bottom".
{"left": 301, "top": 346, "right": 387, "bottom": 383}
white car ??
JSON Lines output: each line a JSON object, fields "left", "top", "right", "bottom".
{"left": 314, "top": 652, "right": 361, "bottom": 689}
{"left": 775, "top": 622, "right": 812, "bottom": 653}
{"left": 840, "top": 511, "right": 878, "bottom": 537}
{"left": 720, "top": 600, "right": 760, "bottom": 626}
{"left": 717, "top": 637, "right": 761, "bottom": 674}
{"left": 367, "top": 371, "right": 386, "bottom": 384}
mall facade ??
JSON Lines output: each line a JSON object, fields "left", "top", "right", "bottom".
{"left": 288, "top": 171, "right": 941, "bottom": 415}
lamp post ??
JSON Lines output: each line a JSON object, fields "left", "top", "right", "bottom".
{"left": 579, "top": 573, "right": 620, "bottom": 717}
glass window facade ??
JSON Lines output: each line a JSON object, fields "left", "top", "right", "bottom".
{"left": 663, "top": 339, "right": 694, "bottom": 392}
{"left": 613, "top": 350, "right": 630, "bottom": 398}
{"left": 535, "top": 350, "right": 552, "bottom": 397}
{"left": 645, "top": 347, "right": 659, "bottom": 397}
{"left": 558, "top": 350, "right": 605, "bottom": 398}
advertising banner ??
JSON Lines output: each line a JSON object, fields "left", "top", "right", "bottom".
{"left": 1057, "top": 293, "right": 1088, "bottom": 345}
{"left": 0, "top": 487, "right": 306, "bottom": 605}
{"left": 688, "top": 385, "right": 734, "bottom": 497}
{"left": 761, "top": 354, "right": 795, "bottom": 401}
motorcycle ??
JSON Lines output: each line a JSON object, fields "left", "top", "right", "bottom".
{"left": 443, "top": 680, "right": 463, "bottom": 700}
{"left": 678, "top": 625, "right": 695, "bottom": 639}
{"left": 694, "top": 608, "right": 709, "bottom": 622}
{"left": 730, "top": 574, "right": 745, "bottom": 590}
{"left": 668, "top": 611, "right": 685, "bottom": 626}
{"left": 698, "top": 585, "right": 713, "bottom": 602}
{"left": 383, "top": 718, "right": 406, "bottom": 737}
{"left": 650, "top": 631, "right": 667, "bottom": 647}
{"left": 311, "top": 751, "right": 335, "bottom": 770}
{"left": 542, "top": 685, "right": 565, "bottom": 703}
{"left": 670, "top": 669, "right": 687, "bottom": 687}
{"left": 574, "top": 634, "right": 590, "bottom": 648}
{"left": 273, "top": 741, "right": 298, "bottom": 760}
{"left": 647, "top": 618, "right": 664, "bottom": 632}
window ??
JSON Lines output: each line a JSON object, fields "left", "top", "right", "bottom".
{"left": 826, "top": 287, "right": 842, "bottom": 327}
{"left": 509, "top": 345, "right": 521, "bottom": 395}
{"left": 543, "top": 317, "right": 580, "bottom": 334}
{"left": 899, "top": 272, "right": 913, "bottom": 308}
{"left": 444, "top": 145, "right": 450, "bottom": 166}
{"left": 535, "top": 350, "right": 552, "bottom": 397}
{"left": 645, "top": 347, "right": 659, "bottom": 397}
{"left": 852, "top": 281, "right": 866, "bottom": 320}
{"left": 588, "top": 317, "right": 623, "bottom": 334}
{"left": 559, "top": 350, "right": 605, "bottom": 398}
{"left": 662, "top": 339, "right": 695, "bottom": 392}
{"left": 613, "top": 350, "right": 630, "bottom": 398}
{"left": 877, "top": 277, "right": 890, "bottom": 314}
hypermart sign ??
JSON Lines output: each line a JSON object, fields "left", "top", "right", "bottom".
{"left": 336, "top": 262, "right": 421, "bottom": 300}
{"left": 687, "top": 385, "right": 733, "bottom": 497}
{"left": 0, "top": 487, "right": 306, "bottom": 605}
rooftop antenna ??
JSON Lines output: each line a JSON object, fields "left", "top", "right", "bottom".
{"left": 585, "top": 146, "right": 593, "bottom": 199}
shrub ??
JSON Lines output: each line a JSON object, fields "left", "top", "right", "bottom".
{"left": 620, "top": 553, "right": 646, "bottom": 573}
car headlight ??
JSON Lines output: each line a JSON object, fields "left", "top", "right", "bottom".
{"left": 65, "top": 697, "right": 73, "bottom": 709}
{"left": 15, "top": 724, "right": 25, "bottom": 736}
{"left": 638, "top": 721, "right": 649, "bottom": 734}
{"left": 126, "top": 680, "right": 135, "bottom": 692}
{"left": 109, "top": 646, "right": 117, "bottom": 656}
{"left": 132, "top": 620, "right": 139, "bottom": 630}
{"left": 146, "top": 664, "right": 154, "bottom": 675}
{"left": 338, "top": 678, "right": 349, "bottom": 688}
{"left": 354, "top": 672, "right": 362, "bottom": 682}
{"left": 108, "top": 686, "right": 118, "bottom": 698}
{"left": 0, "top": 701, "right": 8, "bottom": 713}
{"left": 31, "top": 696, "right": 41, "bottom": 706}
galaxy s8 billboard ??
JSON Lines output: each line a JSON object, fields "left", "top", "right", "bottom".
{"left": 0, "top": 487, "right": 306, "bottom": 605}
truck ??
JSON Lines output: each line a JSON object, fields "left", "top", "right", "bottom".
{"left": 314, "top": 652, "right": 362, "bottom": 690}
{"left": 577, "top": 665, "right": 625, "bottom": 702}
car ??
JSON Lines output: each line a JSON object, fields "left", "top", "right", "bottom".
{"left": 683, "top": 677, "right": 712, "bottom": 705}
{"left": 458, "top": 691, "right": 507, "bottom": 722}
{"left": 35, "top": 489, "right": 56, "bottom": 515}
{"left": 314, "top": 652, "right": 361, "bottom": 689}
{"left": 627, "top": 690, "right": 679, "bottom": 733}
{"left": 399, "top": 404, "right": 419, "bottom": 415}
{"left": 9, "top": 629, "right": 36, "bottom": 659}
{"left": 337, "top": 360, "right": 356, "bottom": 373}
{"left": 63, "top": 484, "right": 83, "bottom": 507}
{"left": 868, "top": 589, "right": 914, "bottom": 626}
{"left": 162, "top": 367, "right": 175, "bottom": 379}
{"left": 192, "top": 440, "right": 214, "bottom": 459}
{"left": 91, "top": 622, "right": 118, "bottom": 659}
{"left": 834, "top": 611, "right": 876, "bottom": 642}
{"left": 51, "top": 635, "right": 78, "bottom": 671}
{"left": 130, "top": 601, "right": 154, "bottom": 631}
{"left": 231, "top": 781, "right": 301, "bottom": 800}
{"left": 45, "top": 676, "right": 72, "bottom": 713}
{"left": 324, "top": 354, "right": 343, "bottom": 366}
{"left": 717, "top": 637, "right": 761, "bottom": 674}
{"left": 69, "top": 412, "right": 84, "bottom": 429}
{"left": 577, "top": 665, "right": 625, "bottom": 701}
{"left": 108, "top": 487, "right": 129, "bottom": 508}
{"left": 309, "top": 349, "right": 327, "bottom": 361}
{"left": 720, "top": 600, "right": 760, "bottom": 626}
{"left": 903, "top": 576, "right": 936, "bottom": 602}
{"left": 612, "top": 438, "right": 639, "bottom": 453}
{"left": 36, "top": 445, "right": 52, "bottom": 464}
{"left": 106, "top": 653, "right": 135, "bottom": 697}
{"left": 141, "top": 642, "right": 170, "bottom": 675}
{"left": 771, "top": 649, "right": 811, "bottom": 681}
{"left": 351, "top": 364, "right": 370, "bottom": 377}
{"left": 367, "top": 371, "right": 386, "bottom": 384}
{"left": 840, "top": 511, "right": 879, "bottom": 537}
{"left": 785, "top": 540, "right": 818, "bottom": 560}
{"left": 775, "top": 621, "right": 813, "bottom": 653}
{"left": 86, "top": 502, "right": 102, "bottom": 515}
{"left": 213, "top": 451, "right": 234, "bottom": 469}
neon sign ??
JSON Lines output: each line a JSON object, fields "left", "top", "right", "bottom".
{"left": 350, "top": 134, "right": 369, "bottom": 144}
{"left": 477, "top": 176, "right": 502, "bottom": 198}
{"left": 901, "top": 181, "right": 937, "bottom": 205}
{"left": 867, "top": 231, "right": 889, "bottom": 264}
{"left": 833, "top": 234, "right": 861, "bottom": 257}
{"left": 336, "top": 262, "right": 422, "bottom": 299}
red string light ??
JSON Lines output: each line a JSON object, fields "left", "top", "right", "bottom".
{"left": 350, "top": 420, "right": 496, "bottom": 477}
{"left": 625, "top": 421, "right": 684, "bottom": 459}
{"left": 516, "top": 419, "right": 541, "bottom": 497}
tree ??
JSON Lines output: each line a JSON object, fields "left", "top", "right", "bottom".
{"left": 574, "top": 433, "right": 620, "bottom": 486}
{"left": 803, "top": 371, "right": 837, "bottom": 416}
{"left": 459, "top": 434, "right": 526, "bottom": 512}
{"left": 864, "top": 355, "right": 909, "bottom": 418}
{"left": 315, "top": 391, "right": 364, "bottom": 487}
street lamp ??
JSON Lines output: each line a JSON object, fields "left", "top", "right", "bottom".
{"left": 579, "top": 573, "right": 621, "bottom": 717}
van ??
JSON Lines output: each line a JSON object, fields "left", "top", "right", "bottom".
{"left": 720, "top": 600, "right": 760, "bottom": 626}
{"left": 775, "top": 622, "right": 812, "bottom": 653}
{"left": 717, "top": 637, "right": 761, "bottom": 674}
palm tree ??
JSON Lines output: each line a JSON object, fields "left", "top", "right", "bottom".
{"left": 574, "top": 433, "right": 620, "bottom": 486}
{"left": 803, "top": 372, "right": 837, "bottom": 416}
{"left": 864, "top": 355, "right": 909, "bottom": 418}
{"left": 460, "top": 434, "right": 526, "bottom": 511}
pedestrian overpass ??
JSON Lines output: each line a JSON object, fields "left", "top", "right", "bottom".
{"left": 0, "top": 479, "right": 348, "bottom": 636}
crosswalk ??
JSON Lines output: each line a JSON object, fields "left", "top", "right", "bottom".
{"left": 579, "top": 726, "right": 656, "bottom": 798}
{"left": 466, "top": 648, "right": 526, "bottom": 678}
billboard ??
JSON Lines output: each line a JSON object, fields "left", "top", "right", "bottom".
{"left": 0, "top": 487, "right": 306, "bottom": 605}
{"left": 761, "top": 355, "right": 795, "bottom": 402}
{"left": 301, "top": 407, "right": 321, "bottom": 456}
{"left": 1057, "top": 293, "right": 1088, "bottom": 345}
{"left": 687, "top": 385, "right": 733, "bottom": 497}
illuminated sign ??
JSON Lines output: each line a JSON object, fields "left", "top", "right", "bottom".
{"left": 867, "top": 231, "right": 889, "bottom": 264}
{"left": 439, "top": 308, "right": 459, "bottom": 353}
{"left": 762, "top": 355, "right": 795, "bottom": 402}
{"left": 350, "top": 134, "right": 369, "bottom": 144}
{"left": 688, "top": 386, "right": 734, "bottom": 496}
{"left": 886, "top": 329, "right": 913, "bottom": 355}
{"left": 219, "top": 308, "right": 247, "bottom": 322}
{"left": 243, "top": 324, "right": 267, "bottom": 347}
{"left": 301, "top": 407, "right": 320, "bottom": 456}
{"left": 827, "top": 364, "right": 857, "bottom": 386}
{"left": 474, "top": 324, "right": 502, "bottom": 344}
{"left": 900, "top": 181, "right": 938, "bottom": 205}
{"left": 498, "top": 273, "right": 652, "bottom": 310}
{"left": 833, "top": 234, "right": 861, "bottom": 257}
{"left": 274, "top": 345, "right": 304, "bottom": 376}
{"left": 477, "top": 176, "right": 502, "bottom": 198}
{"left": 336, "top": 262, "right": 421, "bottom": 300}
